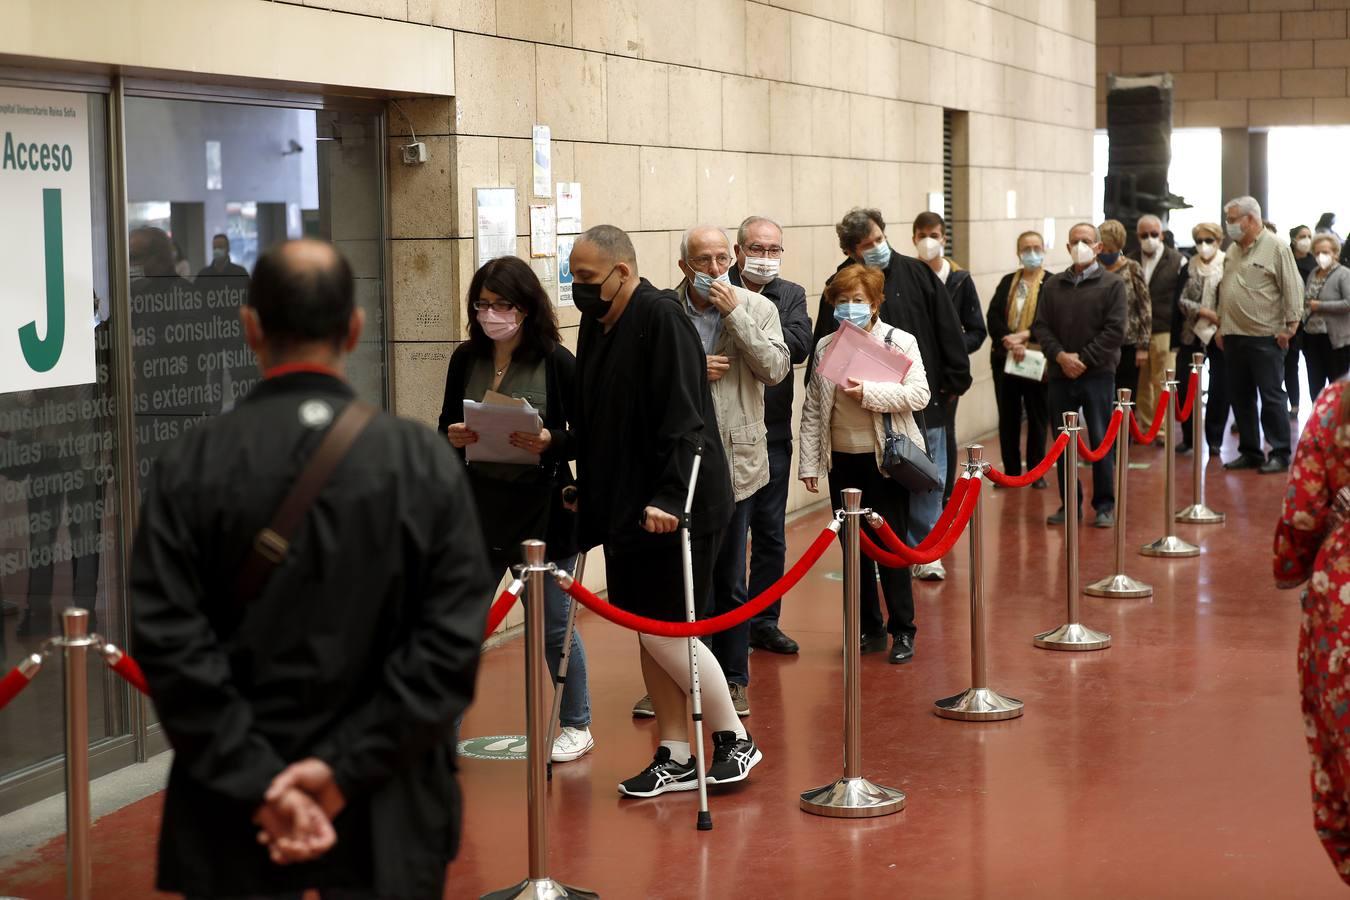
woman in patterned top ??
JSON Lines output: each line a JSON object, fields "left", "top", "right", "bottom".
{"left": 1275, "top": 379, "right": 1350, "bottom": 884}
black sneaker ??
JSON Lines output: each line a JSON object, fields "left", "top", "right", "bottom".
{"left": 1223, "top": 455, "right": 1262, "bottom": 471}
{"left": 617, "top": 747, "right": 698, "bottom": 798}
{"left": 707, "top": 731, "right": 761, "bottom": 785}
{"left": 749, "top": 625, "right": 800, "bottom": 655}
{"left": 888, "top": 633, "right": 914, "bottom": 664}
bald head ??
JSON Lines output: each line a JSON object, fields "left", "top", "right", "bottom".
{"left": 575, "top": 224, "right": 637, "bottom": 271}
{"left": 247, "top": 239, "right": 356, "bottom": 350}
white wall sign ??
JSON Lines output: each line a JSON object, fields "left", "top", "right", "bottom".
{"left": 556, "top": 182, "right": 582, "bottom": 234}
{"left": 532, "top": 124, "right": 551, "bottom": 198}
{"left": 529, "top": 204, "right": 556, "bottom": 257}
{"left": 0, "top": 87, "right": 96, "bottom": 395}
{"left": 474, "top": 186, "right": 518, "bottom": 270}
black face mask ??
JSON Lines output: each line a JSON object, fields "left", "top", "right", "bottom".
{"left": 573, "top": 266, "right": 618, "bottom": 320}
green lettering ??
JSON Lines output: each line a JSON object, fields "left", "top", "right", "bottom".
{"left": 18, "top": 189, "right": 65, "bottom": 373}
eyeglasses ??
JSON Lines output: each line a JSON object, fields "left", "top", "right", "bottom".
{"left": 1194, "top": 238, "right": 1216, "bottom": 246}
{"left": 472, "top": 299, "right": 518, "bottom": 313}
{"left": 688, "top": 254, "right": 732, "bottom": 271}
{"left": 744, "top": 244, "right": 785, "bottom": 258}
{"left": 1140, "top": 231, "right": 1161, "bottom": 239}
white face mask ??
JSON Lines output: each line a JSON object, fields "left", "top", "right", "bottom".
{"left": 1139, "top": 236, "right": 1160, "bottom": 255}
{"left": 1197, "top": 242, "right": 1217, "bottom": 261}
{"left": 1225, "top": 220, "right": 1244, "bottom": 242}
{"left": 915, "top": 236, "right": 943, "bottom": 262}
{"left": 740, "top": 256, "right": 780, "bottom": 285}
{"left": 1318, "top": 252, "right": 1335, "bottom": 271}
{"left": 1070, "top": 241, "right": 1096, "bottom": 266}
{"left": 1296, "top": 237, "right": 1313, "bottom": 254}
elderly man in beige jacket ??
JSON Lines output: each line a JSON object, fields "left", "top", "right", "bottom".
{"left": 669, "top": 223, "right": 789, "bottom": 718}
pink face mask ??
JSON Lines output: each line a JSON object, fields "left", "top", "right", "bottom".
{"left": 478, "top": 307, "right": 521, "bottom": 341}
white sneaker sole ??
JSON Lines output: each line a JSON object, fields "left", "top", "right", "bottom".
{"left": 707, "top": 748, "right": 762, "bottom": 785}
{"left": 916, "top": 566, "right": 945, "bottom": 582}
{"left": 617, "top": 777, "right": 699, "bottom": 798}
{"left": 551, "top": 735, "right": 595, "bottom": 763}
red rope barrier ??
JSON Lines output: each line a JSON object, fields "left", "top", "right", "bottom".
{"left": 98, "top": 643, "right": 150, "bottom": 696}
{"left": 872, "top": 476, "right": 972, "bottom": 554}
{"left": 1175, "top": 371, "right": 1200, "bottom": 423}
{"left": 863, "top": 478, "right": 983, "bottom": 567}
{"left": 1077, "top": 408, "right": 1124, "bottom": 463}
{"left": 556, "top": 523, "right": 840, "bottom": 638}
{"left": 0, "top": 654, "right": 43, "bottom": 711}
{"left": 1129, "top": 389, "right": 1171, "bottom": 444}
{"left": 985, "top": 431, "right": 1070, "bottom": 488}
{"left": 483, "top": 580, "right": 525, "bottom": 639}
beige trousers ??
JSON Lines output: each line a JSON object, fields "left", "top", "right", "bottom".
{"left": 1136, "top": 332, "right": 1175, "bottom": 427}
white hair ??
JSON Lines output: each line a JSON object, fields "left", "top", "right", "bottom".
{"left": 1136, "top": 214, "right": 1163, "bottom": 231}
{"left": 1224, "top": 195, "right": 1262, "bottom": 221}
{"left": 680, "top": 224, "right": 731, "bottom": 261}
{"left": 737, "top": 215, "right": 782, "bottom": 246}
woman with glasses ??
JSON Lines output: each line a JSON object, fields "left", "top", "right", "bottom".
{"left": 1175, "top": 223, "right": 1228, "bottom": 455}
{"left": 437, "top": 255, "right": 594, "bottom": 765}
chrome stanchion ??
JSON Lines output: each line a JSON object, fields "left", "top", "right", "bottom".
{"left": 546, "top": 552, "right": 587, "bottom": 783}
{"left": 483, "top": 541, "right": 597, "bottom": 900}
{"left": 1085, "top": 389, "right": 1153, "bottom": 598}
{"left": 63, "top": 607, "right": 93, "bottom": 900}
{"left": 1141, "top": 368, "right": 1201, "bottom": 557}
{"left": 1035, "top": 413, "right": 1111, "bottom": 651}
{"left": 800, "top": 488, "right": 906, "bottom": 817}
{"left": 1176, "top": 352, "right": 1226, "bottom": 525}
{"left": 935, "top": 446, "right": 1023, "bottom": 721}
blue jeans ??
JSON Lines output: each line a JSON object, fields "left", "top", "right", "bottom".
{"left": 539, "top": 554, "right": 590, "bottom": 728}
{"left": 1225, "top": 334, "right": 1292, "bottom": 461}
{"left": 748, "top": 440, "right": 793, "bottom": 631}
{"left": 704, "top": 499, "right": 752, "bottom": 686}
{"left": 906, "top": 420, "right": 950, "bottom": 545}
{"left": 1047, "top": 372, "right": 1116, "bottom": 512}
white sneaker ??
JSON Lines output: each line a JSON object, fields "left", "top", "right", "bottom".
{"left": 551, "top": 726, "right": 595, "bottom": 763}
{"left": 914, "top": 560, "right": 946, "bottom": 582}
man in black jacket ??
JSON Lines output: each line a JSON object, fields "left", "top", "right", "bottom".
{"left": 131, "top": 239, "right": 494, "bottom": 899}
{"left": 730, "top": 215, "right": 814, "bottom": 655}
{"left": 1032, "top": 222, "right": 1128, "bottom": 528}
{"left": 910, "top": 211, "right": 987, "bottom": 581}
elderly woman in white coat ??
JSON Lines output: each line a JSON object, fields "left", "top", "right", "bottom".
{"left": 799, "top": 263, "right": 929, "bottom": 664}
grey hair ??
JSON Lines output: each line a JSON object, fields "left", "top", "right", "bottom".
{"left": 836, "top": 207, "right": 886, "bottom": 255}
{"left": 1136, "top": 214, "right": 1163, "bottom": 232}
{"left": 1313, "top": 232, "right": 1343, "bottom": 256}
{"left": 1067, "top": 221, "right": 1099, "bottom": 242}
{"left": 680, "top": 225, "right": 731, "bottom": 261}
{"left": 577, "top": 224, "right": 638, "bottom": 269}
{"left": 1224, "top": 195, "right": 1263, "bottom": 221}
{"left": 737, "top": 215, "right": 782, "bottom": 247}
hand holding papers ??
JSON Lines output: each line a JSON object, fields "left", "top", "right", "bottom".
{"left": 463, "top": 390, "right": 544, "bottom": 465}
{"left": 1003, "top": 347, "right": 1047, "bottom": 381}
{"left": 817, "top": 320, "right": 913, "bottom": 390}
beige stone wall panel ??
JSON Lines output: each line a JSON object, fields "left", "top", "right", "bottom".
{"left": 1181, "top": 98, "right": 1249, "bottom": 127}
{"left": 1283, "top": 10, "right": 1347, "bottom": 39}
{"left": 746, "top": 155, "right": 796, "bottom": 229}
{"left": 640, "top": 146, "right": 699, "bottom": 230}
{"left": 789, "top": 12, "right": 833, "bottom": 88}
{"left": 607, "top": 57, "right": 671, "bottom": 146}
{"left": 769, "top": 82, "right": 814, "bottom": 155}
{"left": 849, "top": 94, "right": 886, "bottom": 161}
{"left": 572, "top": 0, "right": 642, "bottom": 56}
{"left": 810, "top": 89, "right": 854, "bottom": 158}
{"left": 1154, "top": 14, "right": 1217, "bottom": 43}
{"left": 722, "top": 76, "right": 773, "bottom": 153}
{"left": 496, "top": 0, "right": 572, "bottom": 44}
{"left": 409, "top": 0, "right": 494, "bottom": 32}
{"left": 1282, "top": 67, "right": 1348, "bottom": 98}
{"left": 1098, "top": 17, "right": 1155, "bottom": 46}
{"left": 669, "top": 67, "right": 724, "bottom": 150}
{"left": 391, "top": 240, "right": 457, "bottom": 342}
{"left": 1216, "top": 13, "right": 1282, "bottom": 43}
{"left": 1184, "top": 41, "right": 1250, "bottom": 72}
{"left": 450, "top": 136, "right": 500, "bottom": 239}
{"left": 830, "top": 158, "right": 869, "bottom": 219}
{"left": 454, "top": 33, "right": 535, "bottom": 137}
{"left": 790, "top": 156, "right": 833, "bottom": 226}
{"left": 1250, "top": 97, "right": 1314, "bottom": 124}
{"left": 882, "top": 100, "right": 915, "bottom": 163}
{"left": 1217, "top": 70, "right": 1282, "bottom": 100}
{"left": 390, "top": 135, "right": 455, "bottom": 240}
{"left": 882, "top": 0, "right": 916, "bottom": 39}
{"left": 745, "top": 4, "right": 793, "bottom": 81}
{"left": 574, "top": 143, "right": 642, "bottom": 232}
{"left": 536, "top": 46, "right": 607, "bottom": 143}
{"left": 696, "top": 151, "right": 751, "bottom": 228}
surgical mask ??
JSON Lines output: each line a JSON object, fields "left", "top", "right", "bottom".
{"left": 1019, "top": 250, "right": 1044, "bottom": 270}
{"left": 915, "top": 236, "right": 943, "bottom": 262}
{"left": 1197, "top": 242, "right": 1217, "bottom": 261}
{"left": 692, "top": 269, "right": 731, "bottom": 297}
{"left": 833, "top": 302, "right": 873, "bottom": 329}
{"left": 213, "top": 247, "right": 227, "bottom": 262}
{"left": 740, "top": 256, "right": 780, "bottom": 285}
{"left": 1318, "top": 252, "right": 1335, "bottom": 271}
{"left": 477, "top": 307, "right": 521, "bottom": 341}
{"left": 1225, "top": 221, "right": 1244, "bottom": 241}
{"left": 1296, "top": 237, "right": 1312, "bottom": 254}
{"left": 1070, "top": 241, "right": 1096, "bottom": 266}
{"left": 573, "top": 266, "right": 617, "bottom": 320}
{"left": 862, "top": 240, "right": 892, "bottom": 269}
{"left": 1140, "top": 236, "right": 1160, "bottom": 255}
{"left": 1098, "top": 251, "right": 1120, "bottom": 267}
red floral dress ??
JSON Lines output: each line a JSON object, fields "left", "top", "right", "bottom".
{"left": 1275, "top": 380, "right": 1350, "bottom": 883}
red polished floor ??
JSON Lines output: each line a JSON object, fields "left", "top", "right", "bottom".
{"left": 2, "top": 428, "right": 1344, "bottom": 899}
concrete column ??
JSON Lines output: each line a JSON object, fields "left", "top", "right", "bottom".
{"left": 1220, "top": 127, "right": 1249, "bottom": 216}
{"left": 1248, "top": 131, "right": 1268, "bottom": 219}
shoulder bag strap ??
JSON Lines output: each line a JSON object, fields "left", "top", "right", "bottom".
{"left": 880, "top": 326, "right": 929, "bottom": 447}
{"left": 235, "top": 400, "right": 378, "bottom": 604}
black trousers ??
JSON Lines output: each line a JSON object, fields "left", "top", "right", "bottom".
{"left": 1047, "top": 372, "right": 1116, "bottom": 513}
{"left": 1303, "top": 332, "right": 1350, "bottom": 401}
{"left": 827, "top": 451, "right": 914, "bottom": 640}
{"left": 1115, "top": 346, "right": 1141, "bottom": 411}
{"left": 992, "top": 366, "right": 1049, "bottom": 476}
{"left": 1225, "top": 334, "right": 1292, "bottom": 461}
{"left": 1285, "top": 327, "right": 1304, "bottom": 411}
{"left": 1204, "top": 340, "right": 1231, "bottom": 450}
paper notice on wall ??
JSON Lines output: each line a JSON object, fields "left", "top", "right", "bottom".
{"left": 531, "top": 255, "right": 557, "bottom": 300}
{"left": 530, "top": 204, "right": 556, "bottom": 257}
{"left": 532, "top": 124, "right": 551, "bottom": 198}
{"left": 0, "top": 87, "right": 97, "bottom": 395}
{"left": 475, "top": 186, "right": 518, "bottom": 270}
{"left": 557, "top": 233, "right": 576, "bottom": 307}
{"left": 556, "top": 182, "right": 582, "bottom": 234}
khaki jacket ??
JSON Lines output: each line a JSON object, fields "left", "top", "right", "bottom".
{"left": 675, "top": 281, "right": 790, "bottom": 502}
{"left": 798, "top": 321, "right": 930, "bottom": 481}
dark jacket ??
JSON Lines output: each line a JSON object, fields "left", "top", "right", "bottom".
{"left": 987, "top": 268, "right": 1046, "bottom": 369}
{"left": 131, "top": 372, "right": 493, "bottom": 899}
{"left": 809, "top": 254, "right": 972, "bottom": 418}
{"left": 1032, "top": 265, "right": 1128, "bottom": 380}
{"left": 1127, "top": 245, "right": 1186, "bottom": 334}
{"left": 944, "top": 266, "right": 988, "bottom": 355}
{"left": 437, "top": 342, "right": 579, "bottom": 569}
{"left": 575, "top": 279, "right": 734, "bottom": 550}
{"left": 729, "top": 266, "right": 813, "bottom": 443}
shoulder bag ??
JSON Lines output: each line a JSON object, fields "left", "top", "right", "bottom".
{"left": 877, "top": 329, "right": 942, "bottom": 493}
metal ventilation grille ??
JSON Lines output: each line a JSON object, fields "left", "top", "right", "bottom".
{"left": 943, "top": 108, "right": 956, "bottom": 261}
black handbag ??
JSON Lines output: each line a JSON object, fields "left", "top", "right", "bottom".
{"left": 877, "top": 330, "right": 942, "bottom": 493}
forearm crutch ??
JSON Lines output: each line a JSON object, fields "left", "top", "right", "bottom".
{"left": 546, "top": 549, "right": 586, "bottom": 783}
{"left": 680, "top": 446, "right": 713, "bottom": 831}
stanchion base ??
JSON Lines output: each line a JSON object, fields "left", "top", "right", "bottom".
{"left": 934, "top": 687, "right": 1024, "bottom": 721}
{"left": 1034, "top": 622, "right": 1111, "bottom": 651}
{"left": 1139, "top": 535, "right": 1201, "bottom": 557}
{"left": 482, "top": 878, "right": 599, "bottom": 900}
{"left": 1175, "top": 503, "right": 1226, "bottom": 525}
{"left": 800, "top": 776, "right": 906, "bottom": 818}
{"left": 1083, "top": 573, "right": 1153, "bottom": 598}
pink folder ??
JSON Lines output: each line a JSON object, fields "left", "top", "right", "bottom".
{"left": 817, "top": 320, "right": 913, "bottom": 390}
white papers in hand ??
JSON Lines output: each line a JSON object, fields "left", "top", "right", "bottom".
{"left": 464, "top": 393, "right": 543, "bottom": 465}
{"left": 1004, "top": 348, "right": 1046, "bottom": 381}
